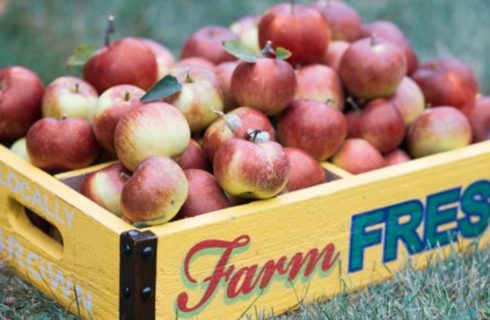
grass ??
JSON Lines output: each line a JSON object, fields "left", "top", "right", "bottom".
{"left": 1, "top": 0, "right": 490, "bottom": 319}
{"left": 1, "top": 245, "right": 489, "bottom": 319}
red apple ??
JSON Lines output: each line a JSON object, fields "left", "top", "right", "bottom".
{"left": 322, "top": 40, "right": 350, "bottom": 72}
{"left": 283, "top": 147, "right": 326, "bottom": 192}
{"left": 84, "top": 37, "right": 158, "bottom": 93}
{"left": 311, "top": 0, "right": 363, "bottom": 42}
{"left": 177, "top": 169, "right": 230, "bottom": 218}
{"left": 411, "top": 57, "right": 479, "bottom": 109}
{"left": 121, "top": 156, "right": 188, "bottom": 226}
{"left": 141, "top": 38, "right": 176, "bottom": 80}
{"left": 203, "top": 106, "right": 275, "bottom": 162}
{"left": 384, "top": 149, "right": 411, "bottom": 166}
{"left": 331, "top": 139, "right": 385, "bottom": 174}
{"left": 114, "top": 102, "right": 190, "bottom": 171}
{"left": 231, "top": 45, "right": 296, "bottom": 115}
{"left": 80, "top": 163, "right": 131, "bottom": 216}
{"left": 165, "top": 65, "right": 224, "bottom": 133}
{"left": 0, "top": 66, "right": 44, "bottom": 142}
{"left": 407, "top": 106, "right": 472, "bottom": 158}
{"left": 295, "top": 64, "right": 345, "bottom": 110}
{"left": 363, "top": 20, "right": 419, "bottom": 74}
{"left": 93, "top": 85, "right": 145, "bottom": 153}
{"left": 230, "top": 16, "right": 261, "bottom": 55}
{"left": 214, "top": 134, "right": 289, "bottom": 199}
{"left": 42, "top": 76, "right": 98, "bottom": 122}
{"left": 181, "top": 25, "right": 238, "bottom": 65}
{"left": 214, "top": 61, "right": 240, "bottom": 112}
{"left": 277, "top": 99, "right": 347, "bottom": 161}
{"left": 339, "top": 36, "right": 407, "bottom": 100}
{"left": 259, "top": 2, "right": 331, "bottom": 66}
{"left": 461, "top": 96, "right": 490, "bottom": 142}
{"left": 26, "top": 118, "right": 98, "bottom": 171}
{"left": 389, "top": 77, "right": 425, "bottom": 126}
{"left": 177, "top": 139, "right": 211, "bottom": 172}
{"left": 346, "top": 99, "right": 405, "bottom": 153}
{"left": 177, "top": 57, "right": 216, "bottom": 70}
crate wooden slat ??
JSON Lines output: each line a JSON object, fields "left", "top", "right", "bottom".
{"left": 1, "top": 141, "right": 489, "bottom": 319}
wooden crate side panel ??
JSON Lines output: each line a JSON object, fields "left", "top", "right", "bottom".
{"left": 0, "top": 148, "right": 130, "bottom": 319}
{"left": 151, "top": 143, "right": 490, "bottom": 319}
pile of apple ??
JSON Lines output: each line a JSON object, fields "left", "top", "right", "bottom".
{"left": 1, "top": 1, "right": 489, "bottom": 227}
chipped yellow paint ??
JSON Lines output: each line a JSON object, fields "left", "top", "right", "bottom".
{"left": 1, "top": 140, "right": 490, "bottom": 320}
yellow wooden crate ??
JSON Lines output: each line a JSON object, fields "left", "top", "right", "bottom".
{"left": 1, "top": 141, "right": 489, "bottom": 319}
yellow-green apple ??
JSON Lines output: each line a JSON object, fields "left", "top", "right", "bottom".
{"left": 331, "top": 138, "right": 385, "bottom": 174}
{"left": 177, "top": 139, "right": 211, "bottom": 172}
{"left": 389, "top": 77, "right": 425, "bottom": 126}
{"left": 214, "top": 61, "right": 239, "bottom": 112}
{"left": 230, "top": 16, "right": 261, "bottom": 55}
{"left": 323, "top": 40, "right": 350, "bottom": 72}
{"left": 93, "top": 84, "right": 145, "bottom": 153}
{"left": 283, "top": 147, "right": 326, "bottom": 193}
{"left": 114, "top": 102, "right": 190, "bottom": 171}
{"left": 202, "top": 106, "right": 275, "bottom": 162}
{"left": 84, "top": 37, "right": 158, "bottom": 93}
{"left": 121, "top": 156, "right": 188, "bottom": 226}
{"left": 10, "top": 137, "right": 30, "bottom": 163}
{"left": 42, "top": 76, "right": 98, "bottom": 122}
{"left": 461, "top": 96, "right": 490, "bottom": 142}
{"left": 346, "top": 99, "right": 405, "bottom": 153}
{"left": 176, "top": 169, "right": 230, "bottom": 218}
{"left": 177, "top": 57, "right": 215, "bottom": 70}
{"left": 407, "top": 106, "right": 472, "bottom": 158}
{"left": 259, "top": 2, "right": 331, "bottom": 66}
{"left": 165, "top": 65, "right": 224, "bottom": 133}
{"left": 141, "top": 38, "right": 176, "bottom": 80}
{"left": 384, "top": 149, "right": 411, "bottom": 166}
{"left": 0, "top": 66, "right": 44, "bottom": 142}
{"left": 363, "top": 21, "right": 419, "bottom": 74}
{"left": 339, "top": 36, "right": 407, "bottom": 100}
{"left": 26, "top": 118, "right": 98, "bottom": 171}
{"left": 311, "top": 0, "right": 363, "bottom": 42}
{"left": 411, "top": 57, "right": 479, "bottom": 109}
{"left": 80, "top": 163, "right": 131, "bottom": 216}
{"left": 213, "top": 133, "right": 289, "bottom": 199}
{"left": 231, "top": 43, "right": 296, "bottom": 115}
{"left": 181, "top": 26, "right": 238, "bottom": 65}
{"left": 295, "top": 64, "right": 345, "bottom": 110}
{"left": 277, "top": 99, "right": 347, "bottom": 161}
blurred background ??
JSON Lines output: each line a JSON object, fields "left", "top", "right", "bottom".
{"left": 1, "top": 0, "right": 489, "bottom": 93}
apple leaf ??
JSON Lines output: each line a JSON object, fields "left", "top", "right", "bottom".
{"left": 275, "top": 47, "right": 292, "bottom": 61}
{"left": 223, "top": 40, "right": 258, "bottom": 63}
{"left": 140, "top": 75, "right": 182, "bottom": 103}
{"left": 66, "top": 44, "right": 96, "bottom": 68}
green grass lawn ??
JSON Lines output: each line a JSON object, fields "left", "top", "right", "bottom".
{"left": 1, "top": 245, "right": 489, "bottom": 319}
{"left": 1, "top": 0, "right": 490, "bottom": 319}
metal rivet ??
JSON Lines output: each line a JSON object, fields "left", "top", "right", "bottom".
{"left": 141, "top": 287, "right": 153, "bottom": 300}
{"left": 122, "top": 287, "right": 131, "bottom": 298}
{"left": 141, "top": 247, "right": 153, "bottom": 260}
{"left": 128, "top": 230, "right": 140, "bottom": 237}
{"left": 122, "top": 243, "right": 132, "bottom": 256}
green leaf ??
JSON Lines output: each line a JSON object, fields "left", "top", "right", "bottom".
{"left": 275, "top": 47, "right": 292, "bottom": 61}
{"left": 223, "top": 40, "right": 258, "bottom": 63}
{"left": 141, "top": 75, "right": 182, "bottom": 103}
{"left": 66, "top": 44, "right": 96, "bottom": 69}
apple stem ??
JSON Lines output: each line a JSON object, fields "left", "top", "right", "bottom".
{"left": 347, "top": 97, "right": 361, "bottom": 111}
{"left": 123, "top": 91, "right": 131, "bottom": 101}
{"left": 104, "top": 15, "right": 115, "bottom": 47}
{"left": 74, "top": 83, "right": 80, "bottom": 94}
{"left": 248, "top": 129, "right": 262, "bottom": 143}
{"left": 370, "top": 34, "right": 378, "bottom": 47}
{"left": 184, "top": 67, "right": 193, "bottom": 83}
{"left": 262, "top": 40, "right": 276, "bottom": 58}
